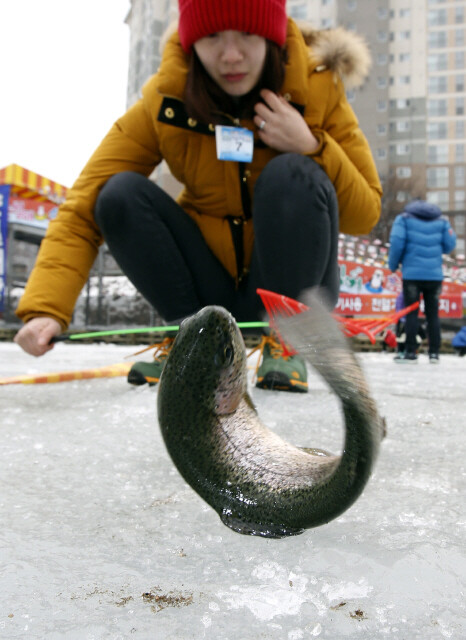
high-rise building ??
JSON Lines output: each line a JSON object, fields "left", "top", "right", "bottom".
{"left": 287, "top": 0, "right": 464, "bottom": 252}
{"left": 125, "top": 0, "right": 465, "bottom": 254}
{"left": 422, "top": 0, "right": 465, "bottom": 256}
{"left": 125, "top": 0, "right": 178, "bottom": 106}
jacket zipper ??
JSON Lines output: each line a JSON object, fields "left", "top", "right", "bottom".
{"left": 159, "top": 97, "right": 252, "bottom": 283}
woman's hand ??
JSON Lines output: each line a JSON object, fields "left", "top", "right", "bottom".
{"left": 14, "top": 317, "right": 62, "bottom": 357}
{"left": 254, "top": 89, "right": 319, "bottom": 154}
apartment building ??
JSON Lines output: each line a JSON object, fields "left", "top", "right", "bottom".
{"left": 125, "top": 0, "right": 175, "bottom": 106}
{"left": 124, "top": 0, "right": 465, "bottom": 254}
{"left": 422, "top": 0, "right": 465, "bottom": 255}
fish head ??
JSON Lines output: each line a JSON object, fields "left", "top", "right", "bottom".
{"left": 161, "top": 306, "right": 247, "bottom": 415}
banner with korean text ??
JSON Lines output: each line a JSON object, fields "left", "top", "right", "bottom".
{"left": 0, "top": 185, "right": 11, "bottom": 312}
{"left": 337, "top": 260, "right": 464, "bottom": 318}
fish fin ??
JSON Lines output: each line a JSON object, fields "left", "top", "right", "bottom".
{"left": 220, "top": 511, "right": 304, "bottom": 538}
{"left": 243, "top": 391, "right": 258, "bottom": 413}
{"left": 381, "top": 416, "right": 387, "bottom": 438}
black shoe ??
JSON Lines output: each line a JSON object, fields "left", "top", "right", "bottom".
{"left": 394, "top": 351, "right": 418, "bottom": 363}
{"left": 252, "top": 335, "right": 308, "bottom": 393}
{"left": 127, "top": 337, "right": 174, "bottom": 386}
{"left": 429, "top": 353, "right": 440, "bottom": 364}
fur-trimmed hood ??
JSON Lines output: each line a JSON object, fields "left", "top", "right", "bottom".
{"left": 298, "top": 21, "right": 371, "bottom": 89}
{"left": 160, "top": 19, "right": 371, "bottom": 89}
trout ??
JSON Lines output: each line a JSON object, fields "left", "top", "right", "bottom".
{"left": 157, "top": 294, "right": 384, "bottom": 538}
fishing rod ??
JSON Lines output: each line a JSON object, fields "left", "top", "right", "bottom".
{"left": 49, "top": 289, "right": 295, "bottom": 343}
{"left": 51, "top": 321, "right": 270, "bottom": 342}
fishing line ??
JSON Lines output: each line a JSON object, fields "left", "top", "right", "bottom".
{"left": 51, "top": 321, "right": 270, "bottom": 342}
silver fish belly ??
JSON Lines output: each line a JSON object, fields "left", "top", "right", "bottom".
{"left": 157, "top": 296, "right": 384, "bottom": 538}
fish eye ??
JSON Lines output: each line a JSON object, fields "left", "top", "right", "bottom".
{"left": 215, "top": 343, "right": 234, "bottom": 368}
{"left": 223, "top": 345, "right": 233, "bottom": 366}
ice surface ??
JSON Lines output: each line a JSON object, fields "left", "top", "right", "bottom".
{"left": 1, "top": 342, "right": 465, "bottom": 639}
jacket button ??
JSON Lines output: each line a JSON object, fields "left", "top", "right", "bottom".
{"left": 188, "top": 118, "right": 197, "bottom": 127}
{"left": 232, "top": 217, "right": 243, "bottom": 225}
{"left": 283, "top": 92, "right": 292, "bottom": 101}
{"left": 208, "top": 123, "right": 215, "bottom": 132}
{"left": 165, "top": 107, "right": 175, "bottom": 119}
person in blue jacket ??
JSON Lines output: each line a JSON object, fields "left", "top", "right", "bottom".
{"left": 452, "top": 326, "right": 466, "bottom": 356}
{"left": 388, "top": 200, "right": 456, "bottom": 363}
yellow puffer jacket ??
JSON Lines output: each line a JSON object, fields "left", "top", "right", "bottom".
{"left": 17, "top": 18, "right": 382, "bottom": 329}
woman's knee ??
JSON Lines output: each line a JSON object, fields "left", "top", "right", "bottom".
{"left": 254, "top": 153, "right": 338, "bottom": 230}
{"left": 257, "top": 153, "right": 333, "bottom": 194}
{"left": 254, "top": 154, "right": 337, "bottom": 222}
{"left": 94, "top": 171, "right": 147, "bottom": 227}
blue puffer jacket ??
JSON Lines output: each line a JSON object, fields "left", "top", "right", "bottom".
{"left": 388, "top": 201, "right": 457, "bottom": 280}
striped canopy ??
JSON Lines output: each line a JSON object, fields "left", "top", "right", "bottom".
{"left": 0, "top": 163, "right": 67, "bottom": 204}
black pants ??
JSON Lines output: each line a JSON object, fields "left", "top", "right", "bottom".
{"left": 94, "top": 153, "right": 340, "bottom": 323}
{"left": 402, "top": 279, "right": 443, "bottom": 354}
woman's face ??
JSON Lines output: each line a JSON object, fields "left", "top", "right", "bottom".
{"left": 193, "top": 31, "right": 267, "bottom": 96}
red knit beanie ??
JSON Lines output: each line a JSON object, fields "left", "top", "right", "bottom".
{"left": 178, "top": 0, "right": 288, "bottom": 53}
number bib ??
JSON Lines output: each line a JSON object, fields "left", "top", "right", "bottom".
{"left": 215, "top": 125, "right": 254, "bottom": 162}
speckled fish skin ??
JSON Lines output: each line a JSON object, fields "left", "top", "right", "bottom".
{"left": 157, "top": 299, "right": 384, "bottom": 538}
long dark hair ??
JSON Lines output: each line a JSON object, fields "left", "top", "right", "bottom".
{"left": 184, "top": 41, "right": 288, "bottom": 124}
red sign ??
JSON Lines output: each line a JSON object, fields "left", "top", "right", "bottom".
{"left": 337, "top": 259, "right": 464, "bottom": 318}
{"left": 435, "top": 294, "right": 463, "bottom": 318}
{"left": 335, "top": 292, "right": 463, "bottom": 318}
{"left": 339, "top": 260, "right": 401, "bottom": 295}
{"left": 336, "top": 294, "right": 396, "bottom": 316}
{"left": 8, "top": 196, "right": 58, "bottom": 228}
{"left": 441, "top": 281, "right": 465, "bottom": 295}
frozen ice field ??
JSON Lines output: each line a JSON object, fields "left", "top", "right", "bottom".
{"left": 1, "top": 341, "right": 465, "bottom": 639}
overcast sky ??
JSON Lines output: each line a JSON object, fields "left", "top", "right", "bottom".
{"left": 0, "top": 0, "right": 130, "bottom": 188}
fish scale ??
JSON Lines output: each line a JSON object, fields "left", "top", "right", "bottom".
{"left": 157, "top": 294, "right": 384, "bottom": 538}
